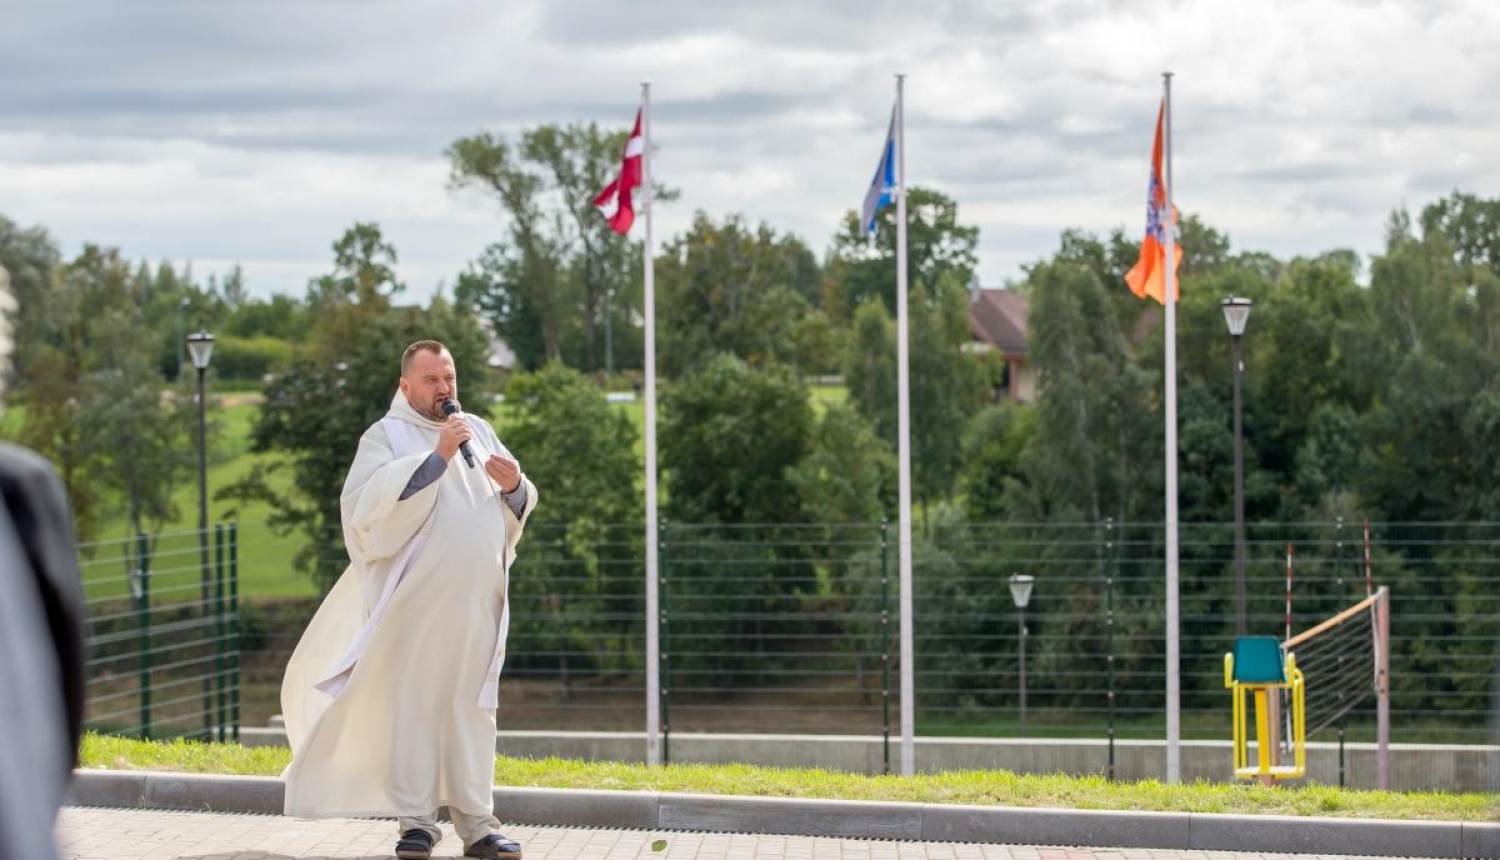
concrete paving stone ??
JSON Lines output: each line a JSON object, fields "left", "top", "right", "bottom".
{"left": 55, "top": 806, "right": 1481, "bottom": 860}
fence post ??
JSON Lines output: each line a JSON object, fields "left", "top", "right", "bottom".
{"left": 659, "top": 519, "right": 671, "bottom": 765}
{"left": 230, "top": 522, "right": 240, "bottom": 743}
{"left": 215, "top": 523, "right": 226, "bottom": 742}
{"left": 1104, "top": 518, "right": 1116, "bottom": 782}
{"left": 134, "top": 532, "right": 152, "bottom": 741}
{"left": 880, "top": 520, "right": 891, "bottom": 776}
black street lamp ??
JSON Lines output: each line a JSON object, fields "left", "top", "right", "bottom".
{"left": 1008, "top": 573, "right": 1035, "bottom": 738}
{"left": 186, "top": 330, "right": 215, "bottom": 736}
{"left": 1221, "top": 297, "right": 1252, "bottom": 637}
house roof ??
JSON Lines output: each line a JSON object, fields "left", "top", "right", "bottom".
{"left": 968, "top": 288, "right": 1028, "bottom": 358}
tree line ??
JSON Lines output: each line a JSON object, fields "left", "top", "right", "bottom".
{"left": 3, "top": 122, "right": 1496, "bottom": 719}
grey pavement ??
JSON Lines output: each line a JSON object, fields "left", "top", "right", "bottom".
{"left": 56, "top": 806, "right": 1446, "bottom": 860}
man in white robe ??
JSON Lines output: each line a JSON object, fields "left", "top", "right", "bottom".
{"left": 281, "top": 340, "right": 537, "bottom": 860}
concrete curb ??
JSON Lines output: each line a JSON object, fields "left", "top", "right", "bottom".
{"left": 67, "top": 770, "right": 1500, "bottom": 858}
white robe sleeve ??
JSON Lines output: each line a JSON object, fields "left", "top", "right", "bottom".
{"left": 341, "top": 426, "right": 440, "bottom": 563}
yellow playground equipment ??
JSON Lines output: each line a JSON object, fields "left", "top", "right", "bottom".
{"left": 1224, "top": 636, "right": 1306, "bottom": 780}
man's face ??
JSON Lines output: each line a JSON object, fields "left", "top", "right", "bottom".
{"left": 399, "top": 349, "right": 458, "bottom": 421}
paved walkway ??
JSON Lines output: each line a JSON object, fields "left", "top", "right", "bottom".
{"left": 56, "top": 806, "right": 1432, "bottom": 860}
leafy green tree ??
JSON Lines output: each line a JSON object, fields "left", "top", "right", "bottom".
{"left": 1355, "top": 211, "right": 1486, "bottom": 522}
{"left": 80, "top": 308, "right": 190, "bottom": 537}
{"left": 907, "top": 274, "right": 987, "bottom": 518}
{"left": 843, "top": 300, "right": 897, "bottom": 442}
{"left": 498, "top": 364, "right": 642, "bottom": 687}
{"left": 224, "top": 294, "right": 310, "bottom": 341}
{"left": 500, "top": 363, "right": 640, "bottom": 527}
{"left": 2, "top": 240, "right": 190, "bottom": 540}
{"left": 661, "top": 354, "right": 813, "bottom": 526}
{"left": 654, "top": 213, "right": 820, "bottom": 378}
{"left": 449, "top": 123, "right": 658, "bottom": 372}
{"left": 222, "top": 225, "right": 491, "bottom": 590}
{"left": 658, "top": 355, "right": 818, "bottom": 675}
{"left": 959, "top": 402, "right": 1035, "bottom": 522}
{"left": 1011, "top": 256, "right": 1133, "bottom": 522}
{"left": 0, "top": 215, "right": 62, "bottom": 382}
{"left": 308, "top": 222, "right": 404, "bottom": 307}
{"left": 842, "top": 277, "right": 984, "bottom": 527}
{"left": 789, "top": 404, "right": 893, "bottom": 526}
{"left": 826, "top": 187, "right": 978, "bottom": 319}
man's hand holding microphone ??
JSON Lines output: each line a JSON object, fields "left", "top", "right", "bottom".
{"left": 439, "top": 400, "right": 522, "bottom": 493}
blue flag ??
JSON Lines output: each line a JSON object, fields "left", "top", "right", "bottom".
{"left": 860, "top": 107, "right": 897, "bottom": 236}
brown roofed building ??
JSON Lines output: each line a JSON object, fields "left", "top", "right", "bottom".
{"left": 967, "top": 287, "right": 1036, "bottom": 403}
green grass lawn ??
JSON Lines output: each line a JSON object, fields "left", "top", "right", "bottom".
{"left": 80, "top": 734, "right": 1499, "bottom": 821}
{"left": 82, "top": 402, "right": 313, "bottom": 601}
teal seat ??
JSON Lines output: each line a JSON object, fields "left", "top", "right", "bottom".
{"left": 1232, "top": 636, "right": 1286, "bottom": 684}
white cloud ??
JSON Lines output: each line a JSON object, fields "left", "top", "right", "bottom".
{"left": 0, "top": 0, "right": 1497, "bottom": 298}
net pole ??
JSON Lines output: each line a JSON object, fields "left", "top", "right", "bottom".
{"left": 1376, "top": 586, "right": 1390, "bottom": 789}
{"left": 1281, "top": 542, "right": 1293, "bottom": 761}
{"left": 1284, "top": 543, "right": 1293, "bottom": 641}
{"left": 1363, "top": 520, "right": 1374, "bottom": 597}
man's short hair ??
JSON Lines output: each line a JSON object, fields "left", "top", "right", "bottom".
{"left": 401, "top": 340, "right": 450, "bottom": 376}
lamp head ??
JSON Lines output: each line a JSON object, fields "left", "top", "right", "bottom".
{"left": 1221, "top": 297, "right": 1253, "bottom": 337}
{"left": 186, "top": 331, "right": 215, "bottom": 370}
{"left": 1009, "top": 574, "right": 1035, "bottom": 609}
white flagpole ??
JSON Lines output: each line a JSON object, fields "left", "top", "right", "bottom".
{"left": 895, "top": 73, "right": 915, "bottom": 778}
{"left": 1161, "top": 71, "right": 1181, "bottom": 784}
{"left": 642, "top": 80, "right": 662, "bottom": 768}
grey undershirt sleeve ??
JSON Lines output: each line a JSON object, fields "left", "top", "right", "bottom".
{"left": 502, "top": 480, "right": 528, "bottom": 518}
{"left": 399, "top": 451, "right": 529, "bottom": 519}
{"left": 399, "top": 452, "right": 447, "bottom": 500}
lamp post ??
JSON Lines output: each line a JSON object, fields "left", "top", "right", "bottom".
{"left": 605, "top": 287, "right": 615, "bottom": 379}
{"left": 1008, "top": 574, "right": 1035, "bottom": 737}
{"left": 1221, "top": 297, "right": 1252, "bottom": 637}
{"left": 186, "top": 331, "right": 215, "bottom": 737}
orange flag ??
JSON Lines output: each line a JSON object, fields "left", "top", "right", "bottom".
{"left": 1124, "top": 100, "right": 1182, "bottom": 304}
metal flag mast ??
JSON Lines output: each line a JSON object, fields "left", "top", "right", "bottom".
{"left": 894, "top": 72, "right": 915, "bottom": 777}
{"left": 1161, "top": 70, "right": 1181, "bottom": 784}
{"left": 641, "top": 80, "right": 662, "bottom": 767}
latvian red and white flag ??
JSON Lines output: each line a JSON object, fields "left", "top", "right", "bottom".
{"left": 594, "top": 109, "right": 643, "bottom": 234}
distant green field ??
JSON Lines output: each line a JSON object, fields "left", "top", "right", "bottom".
{"left": 82, "top": 402, "right": 309, "bottom": 600}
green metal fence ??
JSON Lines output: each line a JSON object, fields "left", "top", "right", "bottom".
{"left": 495, "top": 519, "right": 1499, "bottom": 767}
{"left": 80, "top": 523, "right": 240, "bottom": 741}
{"left": 79, "top": 519, "right": 1500, "bottom": 776}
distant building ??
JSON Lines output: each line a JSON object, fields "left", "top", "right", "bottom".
{"left": 472, "top": 315, "right": 516, "bottom": 371}
{"left": 967, "top": 286, "right": 1036, "bottom": 403}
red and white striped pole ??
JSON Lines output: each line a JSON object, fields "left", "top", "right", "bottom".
{"left": 1284, "top": 543, "right": 1294, "bottom": 642}
{"left": 1363, "top": 520, "right": 1374, "bottom": 597}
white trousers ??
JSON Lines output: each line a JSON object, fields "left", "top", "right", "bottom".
{"left": 399, "top": 807, "right": 500, "bottom": 848}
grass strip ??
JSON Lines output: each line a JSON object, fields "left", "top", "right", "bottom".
{"left": 80, "top": 734, "right": 1498, "bottom": 821}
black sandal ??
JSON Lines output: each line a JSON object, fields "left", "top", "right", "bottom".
{"left": 464, "top": 831, "right": 523, "bottom": 859}
{"left": 395, "top": 828, "right": 436, "bottom": 860}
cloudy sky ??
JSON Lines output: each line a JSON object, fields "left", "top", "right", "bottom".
{"left": 2, "top": 0, "right": 1497, "bottom": 302}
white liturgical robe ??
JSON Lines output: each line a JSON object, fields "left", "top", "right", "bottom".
{"left": 281, "top": 392, "right": 536, "bottom": 819}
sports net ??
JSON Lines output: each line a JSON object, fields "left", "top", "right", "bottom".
{"left": 1284, "top": 589, "right": 1386, "bottom": 738}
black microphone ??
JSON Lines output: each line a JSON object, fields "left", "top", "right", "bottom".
{"left": 441, "top": 399, "right": 477, "bottom": 468}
